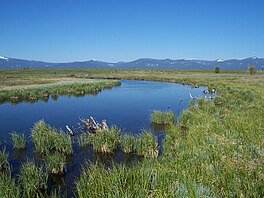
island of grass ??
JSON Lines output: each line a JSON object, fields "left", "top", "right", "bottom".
{"left": 0, "top": 77, "right": 120, "bottom": 104}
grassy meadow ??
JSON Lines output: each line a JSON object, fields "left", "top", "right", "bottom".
{"left": 0, "top": 68, "right": 263, "bottom": 197}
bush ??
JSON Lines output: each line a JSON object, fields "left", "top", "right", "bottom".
{"left": 215, "top": 67, "right": 220, "bottom": 73}
{"left": 248, "top": 65, "right": 256, "bottom": 75}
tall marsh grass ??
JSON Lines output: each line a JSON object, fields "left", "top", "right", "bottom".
{"left": 76, "top": 77, "right": 264, "bottom": 197}
{"left": 19, "top": 161, "right": 48, "bottom": 197}
{"left": 76, "top": 160, "right": 216, "bottom": 197}
{"left": 0, "top": 172, "right": 20, "bottom": 198}
{"left": 0, "top": 148, "right": 10, "bottom": 172}
{"left": 77, "top": 133, "right": 93, "bottom": 147}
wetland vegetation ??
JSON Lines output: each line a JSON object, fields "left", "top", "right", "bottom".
{"left": 0, "top": 77, "right": 120, "bottom": 104}
{"left": 151, "top": 110, "right": 176, "bottom": 125}
{"left": 0, "top": 69, "right": 263, "bottom": 197}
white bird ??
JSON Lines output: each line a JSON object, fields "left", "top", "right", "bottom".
{"left": 66, "top": 125, "right": 74, "bottom": 136}
{"left": 189, "top": 93, "right": 199, "bottom": 100}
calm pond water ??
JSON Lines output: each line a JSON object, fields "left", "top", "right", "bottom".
{"left": 0, "top": 80, "right": 212, "bottom": 197}
{"left": 0, "top": 80, "right": 210, "bottom": 137}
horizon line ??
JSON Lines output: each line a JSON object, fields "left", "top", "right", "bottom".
{"left": 0, "top": 55, "right": 262, "bottom": 64}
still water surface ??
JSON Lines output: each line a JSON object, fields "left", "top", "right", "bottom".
{"left": 0, "top": 80, "right": 209, "bottom": 137}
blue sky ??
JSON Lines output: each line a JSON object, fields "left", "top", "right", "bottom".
{"left": 0, "top": 0, "right": 264, "bottom": 62}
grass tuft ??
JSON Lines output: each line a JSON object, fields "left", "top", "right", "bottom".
{"left": 135, "top": 131, "right": 158, "bottom": 158}
{"left": 92, "top": 126, "right": 121, "bottom": 153}
{"left": 45, "top": 152, "right": 66, "bottom": 175}
{"left": 150, "top": 110, "right": 175, "bottom": 125}
{"left": 121, "top": 134, "right": 136, "bottom": 153}
{"left": 31, "top": 120, "right": 72, "bottom": 155}
{"left": 10, "top": 131, "right": 26, "bottom": 149}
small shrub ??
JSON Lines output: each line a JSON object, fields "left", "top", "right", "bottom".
{"left": 248, "top": 65, "right": 256, "bottom": 75}
{"left": 150, "top": 111, "right": 175, "bottom": 125}
{"left": 215, "top": 67, "right": 220, "bottom": 73}
{"left": 10, "top": 131, "right": 26, "bottom": 149}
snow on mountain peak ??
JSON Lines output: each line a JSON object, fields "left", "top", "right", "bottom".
{"left": 216, "top": 59, "right": 224, "bottom": 62}
{"left": 0, "top": 56, "right": 8, "bottom": 60}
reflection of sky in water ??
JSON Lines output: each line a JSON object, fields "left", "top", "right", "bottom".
{"left": 0, "top": 80, "right": 212, "bottom": 138}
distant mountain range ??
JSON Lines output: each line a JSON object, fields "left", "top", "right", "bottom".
{"left": 0, "top": 55, "right": 264, "bottom": 70}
